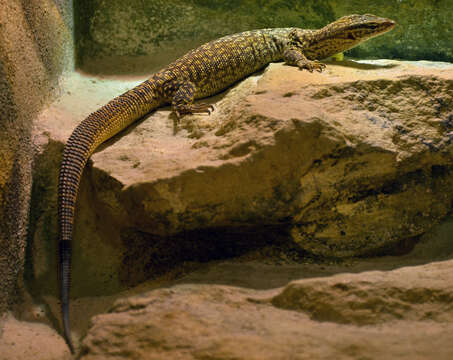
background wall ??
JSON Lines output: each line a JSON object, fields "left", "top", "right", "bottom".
{"left": 74, "top": 0, "right": 453, "bottom": 74}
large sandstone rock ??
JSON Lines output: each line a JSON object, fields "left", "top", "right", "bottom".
{"left": 80, "top": 259, "right": 453, "bottom": 360}
{"left": 31, "top": 60, "right": 453, "bottom": 297}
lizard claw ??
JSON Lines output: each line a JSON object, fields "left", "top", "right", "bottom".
{"left": 172, "top": 103, "right": 216, "bottom": 117}
{"left": 207, "top": 104, "right": 216, "bottom": 115}
{"left": 316, "top": 63, "right": 326, "bottom": 72}
{"left": 297, "top": 60, "right": 326, "bottom": 73}
{"left": 191, "top": 103, "right": 215, "bottom": 115}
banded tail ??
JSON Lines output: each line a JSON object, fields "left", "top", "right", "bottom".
{"left": 57, "top": 78, "right": 163, "bottom": 352}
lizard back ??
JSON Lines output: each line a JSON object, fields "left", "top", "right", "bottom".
{"left": 158, "top": 28, "right": 296, "bottom": 98}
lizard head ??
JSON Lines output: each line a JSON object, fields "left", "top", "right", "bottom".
{"left": 295, "top": 14, "right": 396, "bottom": 60}
{"left": 329, "top": 14, "right": 396, "bottom": 42}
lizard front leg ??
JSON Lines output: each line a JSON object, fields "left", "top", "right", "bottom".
{"left": 171, "top": 81, "right": 215, "bottom": 118}
{"left": 283, "top": 48, "right": 326, "bottom": 73}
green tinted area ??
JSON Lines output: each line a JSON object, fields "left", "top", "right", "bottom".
{"left": 74, "top": 0, "right": 452, "bottom": 73}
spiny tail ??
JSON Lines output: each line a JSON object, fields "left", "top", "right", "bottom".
{"left": 57, "top": 78, "right": 163, "bottom": 353}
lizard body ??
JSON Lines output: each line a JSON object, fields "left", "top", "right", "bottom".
{"left": 57, "top": 14, "right": 395, "bottom": 353}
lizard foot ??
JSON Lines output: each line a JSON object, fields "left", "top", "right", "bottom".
{"left": 297, "top": 60, "right": 326, "bottom": 73}
{"left": 174, "top": 103, "right": 215, "bottom": 119}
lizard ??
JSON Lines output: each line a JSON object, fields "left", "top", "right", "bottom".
{"left": 57, "top": 14, "right": 395, "bottom": 353}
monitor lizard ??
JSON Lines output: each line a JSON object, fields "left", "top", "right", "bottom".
{"left": 57, "top": 14, "right": 395, "bottom": 353}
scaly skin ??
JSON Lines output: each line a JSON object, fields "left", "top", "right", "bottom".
{"left": 58, "top": 14, "right": 395, "bottom": 353}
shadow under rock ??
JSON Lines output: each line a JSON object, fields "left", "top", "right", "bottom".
{"left": 48, "top": 216, "right": 453, "bottom": 350}
{"left": 169, "top": 215, "right": 453, "bottom": 291}
{"left": 119, "top": 224, "right": 297, "bottom": 288}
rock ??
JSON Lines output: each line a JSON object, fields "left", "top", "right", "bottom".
{"left": 76, "top": 1, "right": 453, "bottom": 74}
{"left": 80, "top": 259, "right": 453, "bottom": 360}
{"left": 0, "top": 0, "right": 72, "bottom": 314}
{"left": 31, "top": 60, "right": 453, "bottom": 297}
{"left": 0, "top": 314, "right": 71, "bottom": 360}
{"left": 271, "top": 262, "right": 453, "bottom": 325}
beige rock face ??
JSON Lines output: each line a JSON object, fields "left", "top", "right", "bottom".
{"left": 80, "top": 259, "right": 453, "bottom": 360}
{"left": 0, "top": 314, "right": 71, "bottom": 360}
{"left": 31, "top": 60, "right": 453, "bottom": 297}
{"left": 0, "top": 0, "right": 72, "bottom": 314}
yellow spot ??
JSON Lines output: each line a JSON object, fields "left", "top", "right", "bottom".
{"left": 330, "top": 52, "right": 344, "bottom": 61}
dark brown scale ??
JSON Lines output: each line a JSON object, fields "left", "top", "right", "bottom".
{"left": 57, "top": 14, "right": 395, "bottom": 353}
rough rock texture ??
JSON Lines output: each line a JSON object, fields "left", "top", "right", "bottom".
{"left": 0, "top": 313, "right": 71, "bottom": 360}
{"left": 31, "top": 60, "right": 453, "bottom": 299}
{"left": 0, "top": 0, "right": 72, "bottom": 314}
{"left": 3, "top": 223, "right": 453, "bottom": 358}
{"left": 80, "top": 259, "right": 453, "bottom": 360}
{"left": 75, "top": 0, "right": 453, "bottom": 74}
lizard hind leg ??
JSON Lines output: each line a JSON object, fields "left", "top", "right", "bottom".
{"left": 171, "top": 81, "right": 215, "bottom": 118}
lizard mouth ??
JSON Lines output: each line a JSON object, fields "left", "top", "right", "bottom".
{"left": 383, "top": 20, "right": 396, "bottom": 32}
{"left": 365, "top": 19, "right": 396, "bottom": 39}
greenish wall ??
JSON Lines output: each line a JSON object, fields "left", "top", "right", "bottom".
{"left": 335, "top": 1, "right": 453, "bottom": 62}
{"left": 74, "top": 0, "right": 453, "bottom": 74}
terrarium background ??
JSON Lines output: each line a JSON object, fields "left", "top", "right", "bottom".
{"left": 74, "top": 0, "right": 453, "bottom": 74}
